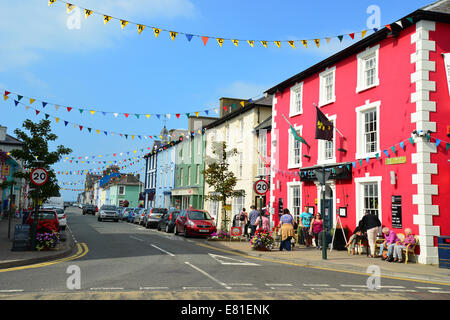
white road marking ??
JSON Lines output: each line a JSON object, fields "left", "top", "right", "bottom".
{"left": 209, "top": 253, "right": 260, "bottom": 266}
{"left": 140, "top": 287, "right": 169, "bottom": 290}
{"left": 0, "top": 289, "right": 24, "bottom": 293}
{"left": 389, "top": 289, "right": 416, "bottom": 292}
{"left": 182, "top": 287, "right": 213, "bottom": 290}
{"left": 380, "top": 286, "right": 405, "bottom": 289}
{"left": 151, "top": 244, "right": 175, "bottom": 257}
{"left": 416, "top": 286, "right": 442, "bottom": 290}
{"left": 303, "top": 284, "right": 329, "bottom": 287}
{"left": 265, "top": 283, "right": 293, "bottom": 287}
{"left": 185, "top": 262, "right": 231, "bottom": 290}
{"left": 129, "top": 236, "right": 144, "bottom": 242}
{"left": 229, "top": 283, "right": 254, "bottom": 286}
{"left": 428, "top": 290, "right": 450, "bottom": 294}
{"left": 340, "top": 284, "right": 367, "bottom": 288}
{"left": 310, "top": 288, "right": 339, "bottom": 291}
{"left": 351, "top": 288, "right": 374, "bottom": 292}
{"left": 90, "top": 288, "right": 124, "bottom": 291}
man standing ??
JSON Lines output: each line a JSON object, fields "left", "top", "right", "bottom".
{"left": 300, "top": 206, "right": 313, "bottom": 248}
{"left": 248, "top": 205, "right": 259, "bottom": 240}
{"left": 359, "top": 210, "right": 381, "bottom": 257}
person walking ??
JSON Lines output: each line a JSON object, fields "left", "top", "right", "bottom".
{"left": 359, "top": 210, "right": 381, "bottom": 257}
{"left": 278, "top": 208, "right": 295, "bottom": 251}
{"left": 309, "top": 213, "right": 323, "bottom": 249}
{"left": 255, "top": 209, "right": 270, "bottom": 233}
{"left": 300, "top": 206, "right": 313, "bottom": 248}
{"left": 248, "top": 205, "right": 259, "bottom": 240}
{"left": 238, "top": 208, "right": 248, "bottom": 238}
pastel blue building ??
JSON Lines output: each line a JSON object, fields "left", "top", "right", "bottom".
{"left": 155, "top": 142, "right": 176, "bottom": 209}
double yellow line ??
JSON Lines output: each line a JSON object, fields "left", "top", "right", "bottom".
{"left": 0, "top": 243, "right": 88, "bottom": 273}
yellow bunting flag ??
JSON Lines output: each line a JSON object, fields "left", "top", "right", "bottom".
{"left": 216, "top": 38, "right": 224, "bottom": 47}
{"left": 314, "top": 39, "right": 320, "bottom": 48}
{"left": 170, "top": 31, "right": 178, "bottom": 41}
{"left": 301, "top": 40, "right": 308, "bottom": 48}
{"left": 30, "top": 98, "right": 35, "bottom": 104}
{"left": 90, "top": 110, "right": 96, "bottom": 115}
{"left": 104, "top": 15, "right": 112, "bottom": 24}
{"left": 120, "top": 20, "right": 129, "bottom": 29}
{"left": 145, "top": 114, "right": 150, "bottom": 119}
{"left": 137, "top": 24, "right": 145, "bottom": 34}
{"left": 261, "top": 41, "right": 268, "bottom": 48}
{"left": 96, "top": 130, "right": 100, "bottom": 134}
{"left": 232, "top": 39, "right": 239, "bottom": 47}
{"left": 240, "top": 101, "right": 245, "bottom": 107}
{"left": 361, "top": 30, "right": 367, "bottom": 39}
{"left": 66, "top": 3, "right": 75, "bottom": 14}
{"left": 55, "top": 118, "right": 60, "bottom": 123}
{"left": 274, "top": 41, "right": 281, "bottom": 48}
{"left": 48, "top": 0, "right": 56, "bottom": 6}
{"left": 84, "top": 9, "right": 93, "bottom": 19}
{"left": 132, "top": 135, "right": 135, "bottom": 140}
{"left": 195, "top": 112, "right": 199, "bottom": 118}
{"left": 153, "top": 28, "right": 161, "bottom": 38}
{"left": 247, "top": 40, "right": 254, "bottom": 47}
{"left": 3, "top": 95, "right": 9, "bottom": 101}
{"left": 288, "top": 41, "right": 295, "bottom": 49}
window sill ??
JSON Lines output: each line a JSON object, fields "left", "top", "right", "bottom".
{"left": 355, "top": 151, "right": 380, "bottom": 160}
{"left": 318, "top": 98, "right": 336, "bottom": 108}
{"left": 288, "top": 163, "right": 302, "bottom": 170}
{"left": 356, "top": 82, "right": 379, "bottom": 93}
{"left": 317, "top": 158, "right": 337, "bottom": 166}
{"left": 289, "top": 111, "right": 303, "bottom": 118}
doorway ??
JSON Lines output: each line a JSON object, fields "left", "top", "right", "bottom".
{"left": 319, "top": 184, "right": 334, "bottom": 232}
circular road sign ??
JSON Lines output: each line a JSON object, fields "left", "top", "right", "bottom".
{"left": 30, "top": 167, "right": 49, "bottom": 186}
{"left": 254, "top": 179, "right": 269, "bottom": 195}
{"left": 231, "top": 227, "right": 242, "bottom": 237}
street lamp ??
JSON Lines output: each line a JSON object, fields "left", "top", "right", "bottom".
{"left": 30, "top": 159, "right": 44, "bottom": 251}
{"left": 313, "top": 165, "right": 331, "bottom": 260}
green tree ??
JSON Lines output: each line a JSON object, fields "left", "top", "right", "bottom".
{"left": 10, "top": 119, "right": 72, "bottom": 203}
{"left": 202, "top": 141, "right": 244, "bottom": 231}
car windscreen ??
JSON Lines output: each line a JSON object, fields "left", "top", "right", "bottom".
{"left": 31, "top": 212, "right": 56, "bottom": 220}
{"left": 54, "top": 209, "right": 64, "bottom": 215}
{"left": 188, "top": 211, "right": 212, "bottom": 220}
{"left": 153, "top": 208, "right": 168, "bottom": 213}
{"left": 101, "top": 206, "right": 116, "bottom": 210}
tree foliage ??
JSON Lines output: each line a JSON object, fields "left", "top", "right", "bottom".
{"left": 10, "top": 119, "right": 72, "bottom": 203}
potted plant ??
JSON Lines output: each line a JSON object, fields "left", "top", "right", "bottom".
{"left": 35, "top": 231, "right": 60, "bottom": 251}
{"left": 250, "top": 230, "right": 275, "bottom": 251}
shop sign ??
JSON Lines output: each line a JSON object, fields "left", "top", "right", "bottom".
{"left": 2, "top": 165, "right": 10, "bottom": 176}
{"left": 385, "top": 156, "right": 406, "bottom": 165}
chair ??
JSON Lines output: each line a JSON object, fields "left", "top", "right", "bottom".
{"left": 375, "top": 238, "right": 385, "bottom": 257}
{"left": 402, "top": 235, "right": 419, "bottom": 264}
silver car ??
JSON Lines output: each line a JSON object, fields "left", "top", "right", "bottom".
{"left": 144, "top": 208, "right": 168, "bottom": 229}
{"left": 133, "top": 208, "right": 146, "bottom": 225}
{"left": 98, "top": 205, "right": 119, "bottom": 222}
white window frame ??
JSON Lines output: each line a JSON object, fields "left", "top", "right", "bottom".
{"left": 289, "top": 82, "right": 303, "bottom": 117}
{"left": 232, "top": 194, "right": 245, "bottom": 216}
{"left": 355, "top": 100, "right": 381, "bottom": 160}
{"left": 317, "top": 114, "right": 337, "bottom": 165}
{"left": 287, "top": 180, "right": 302, "bottom": 222}
{"left": 187, "top": 166, "right": 191, "bottom": 186}
{"left": 238, "top": 152, "right": 243, "bottom": 178}
{"left": 239, "top": 118, "right": 244, "bottom": 142}
{"left": 356, "top": 45, "right": 380, "bottom": 93}
{"left": 258, "top": 130, "right": 268, "bottom": 176}
{"left": 319, "top": 66, "right": 336, "bottom": 107}
{"left": 118, "top": 185, "right": 125, "bottom": 195}
{"left": 288, "top": 125, "right": 303, "bottom": 169}
{"left": 196, "top": 164, "right": 200, "bottom": 184}
{"left": 354, "top": 176, "right": 382, "bottom": 226}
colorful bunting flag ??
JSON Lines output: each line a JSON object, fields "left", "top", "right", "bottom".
{"left": 85, "top": 9, "right": 92, "bottom": 18}
{"left": 104, "top": 15, "right": 112, "bottom": 24}
{"left": 153, "top": 28, "right": 161, "bottom": 38}
{"left": 201, "top": 36, "right": 209, "bottom": 46}
{"left": 170, "top": 31, "right": 178, "bottom": 41}
{"left": 232, "top": 39, "right": 239, "bottom": 47}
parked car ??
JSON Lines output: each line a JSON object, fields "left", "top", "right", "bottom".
{"left": 174, "top": 209, "right": 216, "bottom": 237}
{"left": 133, "top": 208, "right": 146, "bottom": 225}
{"left": 121, "top": 207, "right": 133, "bottom": 221}
{"left": 82, "top": 204, "right": 97, "bottom": 215}
{"left": 25, "top": 210, "right": 59, "bottom": 233}
{"left": 98, "top": 205, "right": 119, "bottom": 222}
{"left": 41, "top": 204, "right": 66, "bottom": 231}
{"left": 158, "top": 208, "right": 180, "bottom": 233}
{"left": 127, "top": 208, "right": 138, "bottom": 222}
{"left": 143, "top": 208, "right": 168, "bottom": 229}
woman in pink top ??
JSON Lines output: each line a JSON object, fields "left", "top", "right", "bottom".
{"left": 309, "top": 213, "right": 323, "bottom": 249}
{"left": 255, "top": 211, "right": 270, "bottom": 233}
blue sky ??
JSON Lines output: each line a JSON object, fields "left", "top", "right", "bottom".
{"left": 1, "top": 0, "right": 432, "bottom": 200}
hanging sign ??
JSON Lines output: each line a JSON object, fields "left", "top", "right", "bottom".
{"left": 391, "top": 195, "right": 402, "bottom": 229}
{"left": 385, "top": 156, "right": 407, "bottom": 165}
{"left": 1, "top": 165, "right": 10, "bottom": 176}
{"left": 444, "top": 53, "right": 450, "bottom": 97}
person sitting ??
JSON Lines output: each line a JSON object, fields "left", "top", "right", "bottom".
{"left": 379, "top": 227, "right": 399, "bottom": 261}
{"left": 345, "top": 225, "right": 367, "bottom": 255}
{"left": 391, "top": 228, "right": 416, "bottom": 263}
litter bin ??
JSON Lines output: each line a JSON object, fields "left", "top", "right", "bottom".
{"left": 437, "top": 236, "right": 450, "bottom": 269}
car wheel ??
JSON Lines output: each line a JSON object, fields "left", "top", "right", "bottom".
{"left": 165, "top": 225, "right": 169, "bottom": 233}
{"left": 98, "top": 217, "right": 101, "bottom": 222}
{"left": 146, "top": 222, "right": 150, "bottom": 229}
{"left": 157, "top": 224, "right": 161, "bottom": 231}
{"left": 115, "top": 219, "right": 118, "bottom": 222}
{"left": 174, "top": 224, "right": 178, "bottom": 236}
{"left": 184, "top": 227, "right": 189, "bottom": 238}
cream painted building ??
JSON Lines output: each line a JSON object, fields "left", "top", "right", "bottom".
{"left": 203, "top": 96, "right": 272, "bottom": 230}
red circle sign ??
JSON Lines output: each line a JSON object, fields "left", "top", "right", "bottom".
{"left": 231, "top": 227, "right": 242, "bottom": 236}
{"left": 30, "top": 167, "right": 48, "bottom": 186}
{"left": 254, "top": 179, "right": 269, "bottom": 195}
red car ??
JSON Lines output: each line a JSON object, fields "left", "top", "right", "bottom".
{"left": 174, "top": 209, "right": 216, "bottom": 237}
{"left": 26, "top": 210, "right": 60, "bottom": 233}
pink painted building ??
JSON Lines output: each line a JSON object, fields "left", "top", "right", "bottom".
{"left": 265, "top": 1, "right": 450, "bottom": 264}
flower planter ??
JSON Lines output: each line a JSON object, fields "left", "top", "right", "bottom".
{"left": 255, "top": 246, "right": 271, "bottom": 251}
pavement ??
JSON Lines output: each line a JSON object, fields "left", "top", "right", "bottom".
{"left": 0, "top": 215, "right": 76, "bottom": 269}
{"left": 202, "top": 237, "right": 450, "bottom": 286}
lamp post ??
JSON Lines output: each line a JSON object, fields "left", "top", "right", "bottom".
{"left": 314, "top": 165, "right": 331, "bottom": 260}
{"left": 30, "top": 160, "right": 44, "bottom": 251}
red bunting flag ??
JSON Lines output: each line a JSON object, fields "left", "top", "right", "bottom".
{"left": 349, "top": 33, "right": 355, "bottom": 39}
{"left": 67, "top": 107, "right": 72, "bottom": 112}
{"left": 35, "top": 110, "right": 40, "bottom": 115}
{"left": 176, "top": 114, "right": 180, "bottom": 119}
{"left": 201, "top": 36, "right": 209, "bottom": 46}
{"left": 124, "top": 113, "right": 129, "bottom": 118}
{"left": 79, "top": 125, "right": 83, "bottom": 131}
{"left": 4, "top": 91, "right": 10, "bottom": 96}
{"left": 386, "top": 24, "right": 392, "bottom": 31}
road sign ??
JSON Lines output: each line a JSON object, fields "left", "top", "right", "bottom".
{"left": 254, "top": 179, "right": 269, "bottom": 195}
{"left": 231, "top": 227, "right": 242, "bottom": 237}
{"left": 30, "top": 167, "right": 48, "bottom": 186}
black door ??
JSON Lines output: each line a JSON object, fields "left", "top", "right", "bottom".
{"left": 320, "top": 199, "right": 333, "bottom": 232}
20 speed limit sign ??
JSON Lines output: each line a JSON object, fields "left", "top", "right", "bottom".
{"left": 30, "top": 167, "right": 48, "bottom": 186}
{"left": 254, "top": 179, "right": 269, "bottom": 195}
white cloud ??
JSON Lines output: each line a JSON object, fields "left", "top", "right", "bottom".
{"left": 0, "top": 0, "right": 196, "bottom": 71}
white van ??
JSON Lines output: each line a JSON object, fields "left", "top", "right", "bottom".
{"left": 43, "top": 197, "right": 64, "bottom": 209}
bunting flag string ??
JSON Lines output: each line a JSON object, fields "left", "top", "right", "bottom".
{"left": 48, "top": 0, "right": 413, "bottom": 50}
{"left": 2, "top": 88, "right": 262, "bottom": 121}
